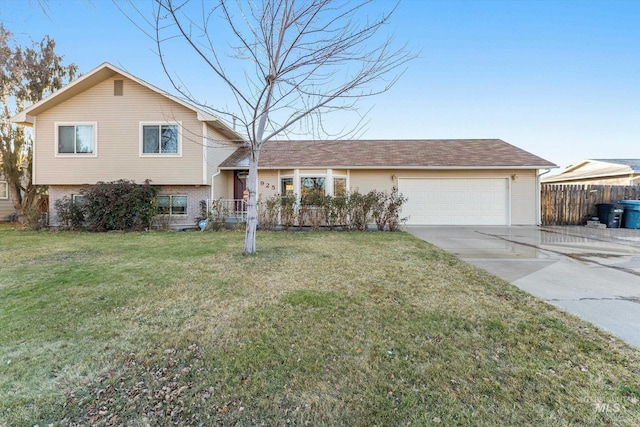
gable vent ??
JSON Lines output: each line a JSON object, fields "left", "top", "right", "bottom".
{"left": 114, "top": 80, "right": 123, "bottom": 96}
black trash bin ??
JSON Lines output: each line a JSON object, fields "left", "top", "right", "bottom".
{"left": 596, "top": 203, "right": 624, "bottom": 228}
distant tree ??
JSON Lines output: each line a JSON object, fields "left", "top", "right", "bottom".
{"left": 124, "top": 0, "right": 412, "bottom": 254}
{"left": 0, "top": 25, "right": 77, "bottom": 225}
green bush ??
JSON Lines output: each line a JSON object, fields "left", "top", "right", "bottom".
{"left": 81, "top": 180, "right": 158, "bottom": 231}
{"left": 54, "top": 196, "right": 86, "bottom": 230}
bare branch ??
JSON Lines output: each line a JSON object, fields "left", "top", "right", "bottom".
{"left": 121, "top": 0, "right": 414, "bottom": 254}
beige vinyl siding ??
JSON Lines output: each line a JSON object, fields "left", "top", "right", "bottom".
{"left": 212, "top": 170, "right": 235, "bottom": 200}
{"left": 206, "top": 123, "right": 241, "bottom": 201}
{"left": 510, "top": 170, "right": 537, "bottom": 225}
{"left": 214, "top": 171, "right": 279, "bottom": 201}
{"left": 0, "top": 196, "right": 15, "bottom": 221}
{"left": 597, "top": 177, "right": 638, "bottom": 185}
{"left": 257, "top": 170, "right": 279, "bottom": 199}
{"left": 34, "top": 76, "right": 206, "bottom": 185}
{"left": 0, "top": 175, "right": 15, "bottom": 221}
{"left": 348, "top": 169, "right": 397, "bottom": 193}
{"left": 205, "top": 124, "right": 240, "bottom": 184}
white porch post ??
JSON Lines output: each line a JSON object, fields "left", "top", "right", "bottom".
{"left": 293, "top": 169, "right": 300, "bottom": 198}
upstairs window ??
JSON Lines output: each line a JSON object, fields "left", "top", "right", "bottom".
{"left": 141, "top": 123, "right": 180, "bottom": 155}
{"left": 57, "top": 123, "right": 96, "bottom": 155}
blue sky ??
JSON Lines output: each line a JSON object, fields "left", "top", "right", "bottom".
{"left": 1, "top": 0, "right": 638, "bottom": 172}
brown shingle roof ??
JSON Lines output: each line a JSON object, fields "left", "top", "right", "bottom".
{"left": 219, "top": 139, "right": 556, "bottom": 169}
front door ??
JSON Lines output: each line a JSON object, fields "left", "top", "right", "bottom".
{"left": 233, "top": 170, "right": 248, "bottom": 212}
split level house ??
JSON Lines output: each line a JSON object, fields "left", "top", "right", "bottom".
{"left": 11, "top": 62, "right": 557, "bottom": 228}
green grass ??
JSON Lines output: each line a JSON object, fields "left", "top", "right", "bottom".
{"left": 1, "top": 228, "right": 639, "bottom": 426}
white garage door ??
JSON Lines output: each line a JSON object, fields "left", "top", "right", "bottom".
{"left": 398, "top": 178, "right": 509, "bottom": 225}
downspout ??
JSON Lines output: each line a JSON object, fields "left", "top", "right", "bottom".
{"left": 536, "top": 169, "right": 552, "bottom": 226}
{"left": 211, "top": 169, "right": 221, "bottom": 212}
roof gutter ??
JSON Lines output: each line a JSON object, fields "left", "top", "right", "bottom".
{"left": 219, "top": 165, "right": 558, "bottom": 171}
{"left": 10, "top": 112, "right": 33, "bottom": 126}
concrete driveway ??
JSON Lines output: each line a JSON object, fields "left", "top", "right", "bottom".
{"left": 406, "top": 225, "right": 640, "bottom": 347}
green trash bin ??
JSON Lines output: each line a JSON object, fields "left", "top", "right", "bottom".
{"left": 618, "top": 200, "right": 640, "bottom": 229}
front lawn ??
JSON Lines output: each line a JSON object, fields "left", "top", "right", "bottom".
{"left": 0, "top": 229, "right": 638, "bottom": 425}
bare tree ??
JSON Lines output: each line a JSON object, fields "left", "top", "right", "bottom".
{"left": 0, "top": 25, "right": 77, "bottom": 225}
{"left": 127, "top": 0, "right": 412, "bottom": 254}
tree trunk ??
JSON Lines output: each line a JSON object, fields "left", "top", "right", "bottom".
{"left": 243, "top": 155, "right": 259, "bottom": 255}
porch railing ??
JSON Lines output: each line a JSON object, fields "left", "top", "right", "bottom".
{"left": 209, "top": 198, "right": 247, "bottom": 223}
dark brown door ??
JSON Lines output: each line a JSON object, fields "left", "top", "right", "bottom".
{"left": 233, "top": 170, "right": 248, "bottom": 211}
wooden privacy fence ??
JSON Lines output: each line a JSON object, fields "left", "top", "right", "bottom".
{"left": 541, "top": 184, "right": 640, "bottom": 225}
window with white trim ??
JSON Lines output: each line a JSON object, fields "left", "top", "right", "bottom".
{"left": 300, "top": 177, "right": 326, "bottom": 199}
{"left": 281, "top": 177, "right": 294, "bottom": 196}
{"left": 141, "top": 123, "right": 180, "bottom": 155}
{"left": 56, "top": 123, "right": 96, "bottom": 155}
{"left": 333, "top": 177, "right": 347, "bottom": 196}
{"left": 0, "top": 181, "right": 8, "bottom": 199}
{"left": 157, "top": 195, "right": 187, "bottom": 215}
{"left": 279, "top": 172, "right": 348, "bottom": 200}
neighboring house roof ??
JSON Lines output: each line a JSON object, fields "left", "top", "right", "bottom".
{"left": 543, "top": 159, "right": 640, "bottom": 183}
{"left": 10, "top": 62, "right": 242, "bottom": 142}
{"left": 219, "top": 139, "right": 557, "bottom": 169}
{"left": 592, "top": 159, "right": 640, "bottom": 171}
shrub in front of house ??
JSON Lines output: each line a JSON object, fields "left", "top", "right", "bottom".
{"left": 63, "top": 180, "right": 158, "bottom": 231}
{"left": 371, "top": 186, "right": 408, "bottom": 231}
{"left": 54, "top": 196, "right": 86, "bottom": 230}
{"left": 257, "top": 187, "right": 407, "bottom": 231}
{"left": 82, "top": 180, "right": 158, "bottom": 231}
{"left": 206, "top": 198, "right": 230, "bottom": 231}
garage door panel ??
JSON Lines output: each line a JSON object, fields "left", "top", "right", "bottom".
{"left": 399, "top": 178, "right": 509, "bottom": 225}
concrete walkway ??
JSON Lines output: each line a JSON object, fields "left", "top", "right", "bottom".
{"left": 406, "top": 225, "right": 640, "bottom": 348}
